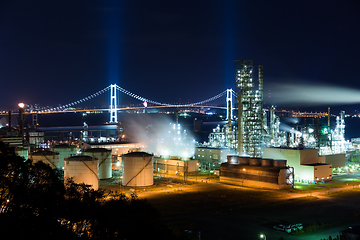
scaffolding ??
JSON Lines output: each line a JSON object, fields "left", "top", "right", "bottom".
{"left": 235, "top": 60, "right": 263, "bottom": 157}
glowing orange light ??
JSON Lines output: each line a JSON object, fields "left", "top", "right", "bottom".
{"left": 18, "top": 103, "right": 25, "bottom": 108}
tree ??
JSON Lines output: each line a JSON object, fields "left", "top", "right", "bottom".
{"left": 0, "top": 142, "right": 173, "bottom": 239}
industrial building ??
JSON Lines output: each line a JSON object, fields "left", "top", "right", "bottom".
{"left": 207, "top": 124, "right": 238, "bottom": 150}
{"left": 235, "top": 60, "right": 264, "bottom": 158}
{"left": 220, "top": 155, "right": 294, "bottom": 189}
{"left": 195, "top": 146, "right": 230, "bottom": 163}
{"left": 263, "top": 147, "right": 334, "bottom": 183}
{"left": 195, "top": 146, "right": 230, "bottom": 170}
{"left": 0, "top": 126, "right": 23, "bottom": 147}
{"left": 154, "top": 156, "right": 199, "bottom": 176}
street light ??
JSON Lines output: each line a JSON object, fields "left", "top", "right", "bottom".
{"left": 260, "top": 234, "right": 266, "bottom": 240}
{"left": 242, "top": 168, "right": 246, "bottom": 187}
{"left": 18, "top": 103, "right": 25, "bottom": 143}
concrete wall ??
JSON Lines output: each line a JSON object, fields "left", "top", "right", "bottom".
{"left": 154, "top": 158, "right": 199, "bottom": 175}
{"left": 294, "top": 165, "right": 315, "bottom": 182}
{"left": 314, "top": 164, "right": 333, "bottom": 181}
{"left": 300, "top": 149, "right": 323, "bottom": 164}
{"left": 195, "top": 147, "right": 230, "bottom": 163}
{"left": 220, "top": 176, "right": 292, "bottom": 190}
{"left": 264, "top": 148, "right": 331, "bottom": 183}
{"left": 324, "top": 154, "right": 346, "bottom": 168}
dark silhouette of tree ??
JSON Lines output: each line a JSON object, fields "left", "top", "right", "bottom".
{"left": 0, "top": 142, "right": 173, "bottom": 239}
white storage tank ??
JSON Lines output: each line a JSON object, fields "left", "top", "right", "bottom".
{"left": 30, "top": 150, "right": 60, "bottom": 169}
{"left": 64, "top": 155, "right": 99, "bottom": 190}
{"left": 83, "top": 148, "right": 112, "bottom": 179}
{"left": 122, "top": 152, "right": 153, "bottom": 187}
{"left": 15, "top": 147, "right": 28, "bottom": 160}
{"left": 52, "top": 144, "right": 77, "bottom": 170}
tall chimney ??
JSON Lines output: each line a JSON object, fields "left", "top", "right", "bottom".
{"left": 8, "top": 111, "right": 11, "bottom": 127}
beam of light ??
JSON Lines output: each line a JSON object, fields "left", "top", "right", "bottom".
{"left": 266, "top": 82, "right": 360, "bottom": 106}
{"left": 105, "top": 1, "right": 123, "bottom": 86}
{"left": 222, "top": 0, "right": 236, "bottom": 90}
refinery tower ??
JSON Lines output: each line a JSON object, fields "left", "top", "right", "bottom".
{"left": 235, "top": 60, "right": 264, "bottom": 158}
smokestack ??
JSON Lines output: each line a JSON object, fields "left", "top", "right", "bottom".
{"left": 8, "top": 111, "right": 11, "bottom": 127}
{"left": 18, "top": 104, "right": 24, "bottom": 143}
{"left": 26, "top": 123, "right": 29, "bottom": 143}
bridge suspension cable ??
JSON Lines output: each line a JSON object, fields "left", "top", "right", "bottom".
{"left": 231, "top": 89, "right": 238, "bottom": 98}
{"left": 42, "top": 86, "right": 111, "bottom": 112}
{"left": 40, "top": 84, "right": 229, "bottom": 112}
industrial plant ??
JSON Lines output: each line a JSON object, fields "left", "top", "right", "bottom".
{"left": 196, "top": 60, "right": 358, "bottom": 187}
{"left": 0, "top": 60, "right": 359, "bottom": 190}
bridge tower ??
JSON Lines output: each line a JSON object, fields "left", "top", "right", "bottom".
{"left": 226, "top": 89, "right": 233, "bottom": 120}
{"left": 110, "top": 84, "right": 118, "bottom": 123}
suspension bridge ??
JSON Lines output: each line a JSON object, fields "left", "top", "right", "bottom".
{"left": 3, "top": 84, "right": 238, "bottom": 122}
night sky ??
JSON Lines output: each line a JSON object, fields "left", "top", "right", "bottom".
{"left": 1, "top": 1, "right": 360, "bottom": 111}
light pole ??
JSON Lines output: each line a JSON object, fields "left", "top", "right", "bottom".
{"left": 18, "top": 103, "right": 25, "bottom": 143}
{"left": 242, "top": 168, "right": 246, "bottom": 187}
{"left": 260, "top": 234, "right": 266, "bottom": 240}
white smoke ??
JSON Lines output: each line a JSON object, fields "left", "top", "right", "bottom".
{"left": 127, "top": 115, "right": 195, "bottom": 158}
{"left": 266, "top": 82, "right": 360, "bottom": 106}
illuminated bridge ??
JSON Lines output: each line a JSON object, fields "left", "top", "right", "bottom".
{"left": 3, "top": 84, "right": 237, "bottom": 122}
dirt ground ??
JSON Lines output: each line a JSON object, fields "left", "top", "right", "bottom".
{"left": 99, "top": 175, "right": 360, "bottom": 240}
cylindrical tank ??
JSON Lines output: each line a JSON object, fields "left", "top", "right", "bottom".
{"left": 52, "top": 144, "right": 77, "bottom": 170}
{"left": 238, "top": 157, "right": 250, "bottom": 165}
{"left": 227, "top": 155, "right": 239, "bottom": 164}
{"left": 83, "top": 148, "right": 112, "bottom": 179}
{"left": 30, "top": 150, "right": 60, "bottom": 169}
{"left": 261, "top": 159, "right": 274, "bottom": 167}
{"left": 64, "top": 155, "right": 99, "bottom": 190}
{"left": 15, "top": 147, "right": 28, "bottom": 160}
{"left": 249, "top": 158, "right": 261, "bottom": 166}
{"left": 122, "top": 152, "right": 153, "bottom": 187}
{"left": 274, "top": 160, "right": 287, "bottom": 168}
